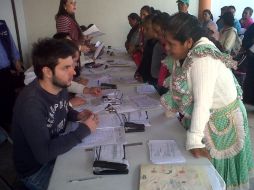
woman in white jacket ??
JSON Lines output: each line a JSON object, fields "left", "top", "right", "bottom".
{"left": 161, "top": 12, "right": 254, "bottom": 189}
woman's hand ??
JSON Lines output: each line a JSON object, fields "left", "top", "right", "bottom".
{"left": 189, "top": 148, "right": 211, "bottom": 160}
{"left": 76, "top": 77, "right": 89, "bottom": 86}
{"left": 80, "top": 45, "right": 90, "bottom": 53}
{"left": 83, "top": 87, "right": 102, "bottom": 96}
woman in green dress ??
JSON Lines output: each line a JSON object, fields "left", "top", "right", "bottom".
{"left": 161, "top": 12, "right": 254, "bottom": 189}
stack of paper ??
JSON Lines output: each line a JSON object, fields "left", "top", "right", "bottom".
{"left": 94, "top": 144, "right": 127, "bottom": 163}
{"left": 75, "top": 126, "right": 126, "bottom": 148}
{"left": 148, "top": 140, "right": 185, "bottom": 164}
{"left": 123, "top": 111, "right": 151, "bottom": 127}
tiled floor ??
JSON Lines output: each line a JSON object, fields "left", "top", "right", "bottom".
{"left": 1, "top": 106, "right": 254, "bottom": 189}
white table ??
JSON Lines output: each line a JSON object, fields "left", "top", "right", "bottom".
{"left": 48, "top": 51, "right": 225, "bottom": 190}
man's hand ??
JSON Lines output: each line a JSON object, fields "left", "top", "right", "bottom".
{"left": 189, "top": 148, "right": 211, "bottom": 160}
{"left": 79, "top": 112, "right": 99, "bottom": 132}
{"left": 77, "top": 109, "right": 92, "bottom": 121}
{"left": 69, "top": 97, "right": 86, "bottom": 107}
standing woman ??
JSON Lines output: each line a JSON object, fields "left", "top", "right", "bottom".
{"left": 161, "top": 13, "right": 254, "bottom": 189}
{"left": 202, "top": 9, "right": 219, "bottom": 41}
{"left": 55, "top": 0, "right": 90, "bottom": 53}
{"left": 242, "top": 23, "right": 254, "bottom": 105}
{"left": 125, "top": 13, "right": 141, "bottom": 55}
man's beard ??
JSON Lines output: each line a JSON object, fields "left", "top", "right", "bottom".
{"left": 52, "top": 75, "right": 70, "bottom": 89}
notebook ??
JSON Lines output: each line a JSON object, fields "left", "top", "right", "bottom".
{"left": 139, "top": 164, "right": 225, "bottom": 190}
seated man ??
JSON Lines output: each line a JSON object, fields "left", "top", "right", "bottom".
{"left": 12, "top": 38, "right": 99, "bottom": 190}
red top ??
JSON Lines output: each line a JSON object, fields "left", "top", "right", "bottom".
{"left": 56, "top": 15, "right": 82, "bottom": 43}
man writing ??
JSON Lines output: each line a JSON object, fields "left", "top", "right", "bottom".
{"left": 12, "top": 38, "right": 98, "bottom": 190}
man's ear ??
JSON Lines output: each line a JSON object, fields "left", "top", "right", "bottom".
{"left": 42, "top": 67, "right": 53, "bottom": 79}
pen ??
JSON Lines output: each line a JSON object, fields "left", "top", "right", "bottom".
{"left": 123, "top": 144, "right": 126, "bottom": 159}
{"left": 124, "top": 142, "right": 143, "bottom": 147}
{"left": 68, "top": 176, "right": 102, "bottom": 183}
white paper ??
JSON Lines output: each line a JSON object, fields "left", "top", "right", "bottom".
{"left": 137, "top": 84, "right": 156, "bottom": 94}
{"left": 83, "top": 24, "right": 104, "bottom": 38}
{"left": 123, "top": 111, "right": 151, "bottom": 127}
{"left": 94, "top": 144, "right": 125, "bottom": 162}
{"left": 94, "top": 43, "right": 105, "bottom": 59}
{"left": 97, "top": 113, "right": 123, "bottom": 128}
{"left": 148, "top": 140, "right": 186, "bottom": 164}
{"left": 116, "top": 76, "right": 139, "bottom": 85}
{"left": 87, "top": 74, "right": 112, "bottom": 87}
{"left": 75, "top": 127, "right": 126, "bottom": 148}
{"left": 130, "top": 95, "right": 161, "bottom": 109}
{"left": 114, "top": 104, "right": 139, "bottom": 114}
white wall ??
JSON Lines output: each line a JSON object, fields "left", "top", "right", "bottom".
{"left": 22, "top": 0, "right": 198, "bottom": 53}
{"left": 12, "top": 0, "right": 254, "bottom": 66}
{"left": 211, "top": 0, "right": 254, "bottom": 22}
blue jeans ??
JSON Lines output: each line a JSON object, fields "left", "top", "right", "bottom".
{"left": 21, "top": 161, "right": 55, "bottom": 190}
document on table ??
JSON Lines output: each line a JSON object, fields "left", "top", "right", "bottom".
{"left": 94, "top": 144, "right": 125, "bottom": 163}
{"left": 97, "top": 113, "right": 123, "bottom": 128}
{"left": 74, "top": 103, "right": 106, "bottom": 113}
{"left": 136, "top": 84, "right": 156, "bottom": 94}
{"left": 75, "top": 126, "right": 126, "bottom": 148}
{"left": 130, "top": 95, "right": 161, "bottom": 109}
{"left": 148, "top": 140, "right": 186, "bottom": 164}
{"left": 123, "top": 111, "right": 151, "bottom": 127}
{"left": 139, "top": 164, "right": 218, "bottom": 190}
{"left": 87, "top": 75, "right": 112, "bottom": 87}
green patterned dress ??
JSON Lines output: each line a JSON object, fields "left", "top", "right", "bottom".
{"left": 161, "top": 44, "right": 254, "bottom": 189}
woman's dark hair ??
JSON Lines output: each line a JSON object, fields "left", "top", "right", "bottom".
{"left": 164, "top": 12, "right": 206, "bottom": 44}
{"left": 152, "top": 12, "right": 170, "bottom": 31}
{"left": 128, "top": 13, "right": 141, "bottom": 23}
{"left": 141, "top": 5, "right": 155, "bottom": 15}
{"left": 228, "top": 5, "right": 236, "bottom": 11}
{"left": 53, "top": 32, "right": 70, "bottom": 39}
{"left": 244, "top": 7, "right": 253, "bottom": 16}
{"left": 221, "top": 12, "right": 234, "bottom": 27}
{"left": 32, "top": 38, "right": 76, "bottom": 79}
{"left": 80, "top": 25, "right": 87, "bottom": 32}
{"left": 56, "top": 0, "right": 75, "bottom": 19}
{"left": 203, "top": 9, "right": 213, "bottom": 21}
{"left": 55, "top": 0, "right": 83, "bottom": 40}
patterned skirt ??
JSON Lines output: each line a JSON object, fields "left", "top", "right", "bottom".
{"left": 204, "top": 99, "right": 254, "bottom": 190}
